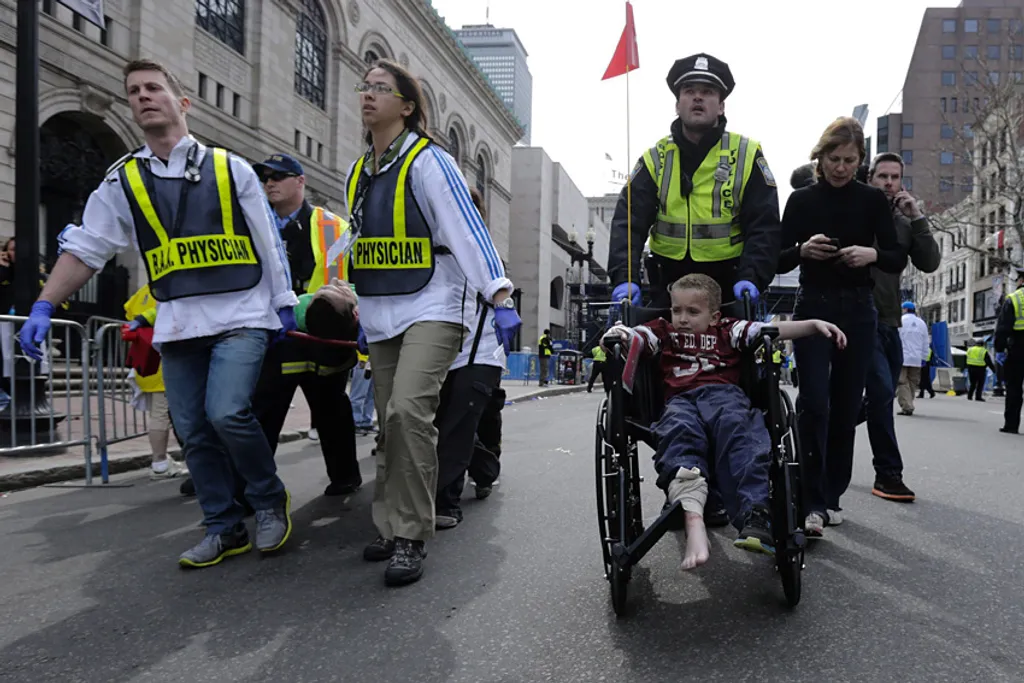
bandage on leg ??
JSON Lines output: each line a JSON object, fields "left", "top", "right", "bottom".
{"left": 667, "top": 467, "right": 710, "bottom": 570}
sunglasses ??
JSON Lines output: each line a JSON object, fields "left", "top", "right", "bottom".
{"left": 261, "top": 171, "right": 297, "bottom": 183}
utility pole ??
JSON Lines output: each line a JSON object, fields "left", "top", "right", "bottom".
{"left": 14, "top": 0, "right": 40, "bottom": 315}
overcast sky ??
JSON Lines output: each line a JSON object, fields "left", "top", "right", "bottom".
{"left": 430, "top": 0, "right": 962, "bottom": 209}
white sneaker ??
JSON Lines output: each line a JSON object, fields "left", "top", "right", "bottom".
{"left": 308, "top": 428, "right": 319, "bottom": 441}
{"left": 150, "top": 458, "right": 180, "bottom": 479}
{"left": 804, "top": 512, "right": 825, "bottom": 538}
{"left": 826, "top": 509, "right": 843, "bottom": 526}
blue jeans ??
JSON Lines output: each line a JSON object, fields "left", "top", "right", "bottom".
{"left": 350, "top": 367, "right": 375, "bottom": 428}
{"left": 793, "top": 287, "right": 877, "bottom": 516}
{"left": 865, "top": 323, "right": 905, "bottom": 479}
{"left": 653, "top": 384, "right": 771, "bottom": 530}
{"left": 162, "top": 328, "right": 285, "bottom": 534}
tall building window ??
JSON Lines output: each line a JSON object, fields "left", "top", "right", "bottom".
{"left": 942, "top": 45, "right": 956, "bottom": 59}
{"left": 448, "top": 128, "right": 462, "bottom": 167}
{"left": 987, "top": 18, "right": 1002, "bottom": 34}
{"left": 42, "top": 0, "right": 54, "bottom": 15}
{"left": 363, "top": 50, "right": 379, "bottom": 65}
{"left": 943, "top": 18, "right": 956, "bottom": 33}
{"left": 1012, "top": 45, "right": 1024, "bottom": 61}
{"left": 476, "top": 154, "right": 487, "bottom": 197}
{"left": 989, "top": 71, "right": 1000, "bottom": 85}
{"left": 902, "top": 123, "right": 914, "bottom": 138}
{"left": 294, "top": 0, "right": 327, "bottom": 109}
{"left": 940, "top": 97, "right": 947, "bottom": 112}
{"left": 1012, "top": 19, "right": 1024, "bottom": 36}
{"left": 904, "top": 176, "right": 913, "bottom": 191}
{"left": 965, "top": 71, "right": 979, "bottom": 86}
{"left": 902, "top": 150, "right": 913, "bottom": 165}
{"left": 964, "top": 45, "right": 978, "bottom": 59}
{"left": 940, "top": 151, "right": 954, "bottom": 165}
{"left": 988, "top": 45, "right": 1001, "bottom": 60}
{"left": 198, "top": 72, "right": 208, "bottom": 99}
{"left": 940, "top": 177, "right": 954, "bottom": 192}
{"left": 942, "top": 71, "right": 956, "bottom": 86}
{"left": 964, "top": 19, "right": 979, "bottom": 33}
{"left": 195, "top": 0, "right": 245, "bottom": 54}
{"left": 951, "top": 97, "right": 958, "bottom": 112}
{"left": 941, "top": 124, "right": 954, "bottom": 139}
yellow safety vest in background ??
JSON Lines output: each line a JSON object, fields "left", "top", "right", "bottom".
{"left": 123, "top": 284, "right": 164, "bottom": 393}
{"left": 307, "top": 206, "right": 349, "bottom": 293}
{"left": 592, "top": 346, "right": 607, "bottom": 363}
{"left": 1010, "top": 288, "right": 1024, "bottom": 331}
{"left": 642, "top": 131, "right": 760, "bottom": 263}
{"left": 967, "top": 346, "right": 988, "bottom": 367}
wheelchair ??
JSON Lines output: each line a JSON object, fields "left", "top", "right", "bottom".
{"left": 594, "top": 301, "right": 806, "bottom": 616}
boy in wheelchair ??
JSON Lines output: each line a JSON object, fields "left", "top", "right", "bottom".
{"left": 603, "top": 274, "right": 845, "bottom": 570}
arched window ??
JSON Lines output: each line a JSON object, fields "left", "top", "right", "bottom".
{"left": 363, "top": 50, "right": 379, "bottom": 65}
{"left": 294, "top": 0, "right": 327, "bottom": 109}
{"left": 476, "top": 153, "right": 487, "bottom": 196}
{"left": 448, "top": 128, "right": 462, "bottom": 167}
{"left": 195, "top": 0, "right": 246, "bottom": 54}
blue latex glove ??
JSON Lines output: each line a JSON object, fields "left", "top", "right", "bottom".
{"left": 19, "top": 301, "right": 55, "bottom": 361}
{"left": 356, "top": 326, "right": 368, "bottom": 355}
{"left": 612, "top": 282, "right": 642, "bottom": 306}
{"left": 997, "top": 352, "right": 1007, "bottom": 365}
{"left": 493, "top": 307, "right": 522, "bottom": 356}
{"left": 275, "top": 306, "right": 297, "bottom": 343}
{"left": 734, "top": 280, "right": 759, "bottom": 303}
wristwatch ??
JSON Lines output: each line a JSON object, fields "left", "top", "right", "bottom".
{"left": 495, "top": 297, "right": 516, "bottom": 309}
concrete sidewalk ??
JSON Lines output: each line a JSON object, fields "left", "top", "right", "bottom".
{"left": 0, "top": 381, "right": 587, "bottom": 492}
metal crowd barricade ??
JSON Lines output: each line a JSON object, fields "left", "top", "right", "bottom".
{"left": 0, "top": 315, "right": 94, "bottom": 480}
{"left": 90, "top": 318, "right": 149, "bottom": 484}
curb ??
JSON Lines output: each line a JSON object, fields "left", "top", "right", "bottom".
{"left": 0, "top": 388, "right": 588, "bottom": 494}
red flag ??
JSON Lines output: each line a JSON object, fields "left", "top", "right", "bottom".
{"left": 602, "top": 2, "right": 639, "bottom": 80}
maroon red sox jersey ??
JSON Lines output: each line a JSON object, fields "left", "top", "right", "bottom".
{"left": 634, "top": 317, "right": 765, "bottom": 402}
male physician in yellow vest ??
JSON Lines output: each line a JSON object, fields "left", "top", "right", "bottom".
{"left": 995, "top": 266, "right": 1024, "bottom": 432}
{"left": 252, "top": 153, "right": 362, "bottom": 496}
{"left": 19, "top": 59, "right": 298, "bottom": 569}
{"left": 607, "top": 53, "right": 782, "bottom": 313}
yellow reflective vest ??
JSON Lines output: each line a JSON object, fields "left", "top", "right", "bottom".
{"left": 592, "top": 346, "right": 607, "bottom": 363}
{"left": 1010, "top": 288, "right": 1024, "bottom": 331}
{"left": 123, "top": 284, "right": 163, "bottom": 393}
{"left": 967, "top": 346, "right": 988, "bottom": 367}
{"left": 642, "top": 131, "right": 760, "bottom": 262}
{"left": 306, "top": 206, "right": 350, "bottom": 294}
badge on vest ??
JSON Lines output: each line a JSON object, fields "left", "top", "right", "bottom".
{"left": 145, "top": 235, "right": 258, "bottom": 281}
{"left": 714, "top": 162, "right": 730, "bottom": 183}
{"left": 756, "top": 157, "right": 776, "bottom": 187}
{"left": 352, "top": 237, "right": 432, "bottom": 270}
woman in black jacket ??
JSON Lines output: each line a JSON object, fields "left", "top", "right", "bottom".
{"left": 779, "top": 117, "right": 906, "bottom": 538}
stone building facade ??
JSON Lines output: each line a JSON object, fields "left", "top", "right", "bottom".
{"left": 0, "top": 0, "right": 521, "bottom": 317}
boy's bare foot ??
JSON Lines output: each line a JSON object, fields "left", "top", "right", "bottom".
{"left": 681, "top": 511, "right": 710, "bottom": 570}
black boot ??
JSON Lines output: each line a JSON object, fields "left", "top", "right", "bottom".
{"left": 384, "top": 538, "right": 427, "bottom": 586}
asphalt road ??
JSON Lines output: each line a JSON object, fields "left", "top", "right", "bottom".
{"left": 0, "top": 390, "right": 1022, "bottom": 683}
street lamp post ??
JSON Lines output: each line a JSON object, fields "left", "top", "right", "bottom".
{"left": 568, "top": 228, "right": 595, "bottom": 349}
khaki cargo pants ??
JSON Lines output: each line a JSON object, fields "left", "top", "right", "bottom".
{"left": 369, "top": 321, "right": 463, "bottom": 542}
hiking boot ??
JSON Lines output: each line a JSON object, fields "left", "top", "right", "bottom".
{"left": 363, "top": 535, "right": 395, "bottom": 562}
{"left": 254, "top": 490, "right": 292, "bottom": 553}
{"left": 734, "top": 507, "right": 775, "bottom": 556}
{"left": 872, "top": 476, "right": 916, "bottom": 502}
{"left": 384, "top": 538, "right": 427, "bottom": 586}
{"left": 178, "top": 525, "right": 251, "bottom": 568}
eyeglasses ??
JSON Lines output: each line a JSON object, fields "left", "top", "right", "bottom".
{"left": 354, "top": 82, "right": 406, "bottom": 98}
{"left": 261, "top": 171, "right": 296, "bottom": 183}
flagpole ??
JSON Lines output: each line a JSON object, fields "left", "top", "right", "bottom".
{"left": 625, "top": 65, "right": 632, "bottom": 304}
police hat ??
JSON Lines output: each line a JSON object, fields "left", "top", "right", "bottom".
{"left": 667, "top": 53, "right": 735, "bottom": 99}
{"left": 253, "top": 153, "right": 304, "bottom": 178}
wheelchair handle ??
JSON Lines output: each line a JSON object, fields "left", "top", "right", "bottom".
{"left": 742, "top": 291, "right": 753, "bottom": 322}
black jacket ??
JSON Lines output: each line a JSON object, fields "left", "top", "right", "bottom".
{"left": 995, "top": 291, "right": 1024, "bottom": 355}
{"left": 279, "top": 200, "right": 318, "bottom": 295}
{"left": 607, "top": 116, "right": 782, "bottom": 296}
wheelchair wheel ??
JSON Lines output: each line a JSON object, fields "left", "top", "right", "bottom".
{"left": 772, "top": 389, "right": 804, "bottom": 607}
{"left": 595, "top": 398, "right": 643, "bottom": 616}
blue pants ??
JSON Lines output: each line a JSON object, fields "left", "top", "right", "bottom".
{"left": 653, "top": 384, "right": 770, "bottom": 530}
{"left": 793, "top": 287, "right": 877, "bottom": 515}
{"left": 865, "top": 323, "right": 905, "bottom": 479}
{"left": 350, "top": 367, "right": 375, "bottom": 428}
{"left": 162, "top": 329, "right": 286, "bottom": 534}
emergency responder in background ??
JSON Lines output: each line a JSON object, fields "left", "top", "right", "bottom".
{"left": 538, "top": 329, "right": 554, "bottom": 385}
{"left": 588, "top": 344, "right": 609, "bottom": 393}
{"left": 772, "top": 347, "right": 782, "bottom": 379}
{"left": 345, "top": 60, "right": 519, "bottom": 586}
{"left": 918, "top": 345, "right": 936, "bottom": 399}
{"left": 995, "top": 266, "right": 1024, "bottom": 433}
{"left": 350, "top": 350, "right": 376, "bottom": 434}
{"left": 864, "top": 153, "right": 939, "bottom": 502}
{"left": 20, "top": 59, "right": 297, "bottom": 569}
{"left": 252, "top": 153, "right": 361, "bottom": 496}
{"left": 966, "top": 338, "right": 995, "bottom": 402}
{"left": 434, "top": 188, "right": 507, "bottom": 529}
{"left": 897, "top": 301, "right": 930, "bottom": 416}
{"left": 606, "top": 53, "right": 782, "bottom": 313}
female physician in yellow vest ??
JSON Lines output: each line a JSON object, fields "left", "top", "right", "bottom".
{"left": 606, "top": 53, "right": 782, "bottom": 313}
{"left": 345, "top": 59, "right": 520, "bottom": 586}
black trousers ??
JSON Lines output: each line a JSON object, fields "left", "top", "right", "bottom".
{"left": 252, "top": 348, "right": 360, "bottom": 486}
{"left": 588, "top": 361, "right": 611, "bottom": 392}
{"left": 918, "top": 363, "right": 935, "bottom": 397}
{"left": 469, "top": 384, "right": 505, "bottom": 488}
{"left": 967, "top": 366, "right": 988, "bottom": 401}
{"left": 1004, "top": 353, "right": 1024, "bottom": 431}
{"left": 434, "top": 364, "right": 503, "bottom": 514}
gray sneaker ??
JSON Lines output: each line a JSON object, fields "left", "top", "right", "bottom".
{"left": 178, "top": 526, "right": 251, "bottom": 568}
{"left": 255, "top": 490, "right": 293, "bottom": 553}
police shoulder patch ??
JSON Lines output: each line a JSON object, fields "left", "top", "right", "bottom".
{"left": 630, "top": 158, "right": 645, "bottom": 180}
{"left": 756, "top": 156, "right": 776, "bottom": 187}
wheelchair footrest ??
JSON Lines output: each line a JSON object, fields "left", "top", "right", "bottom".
{"left": 614, "top": 500, "right": 686, "bottom": 570}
